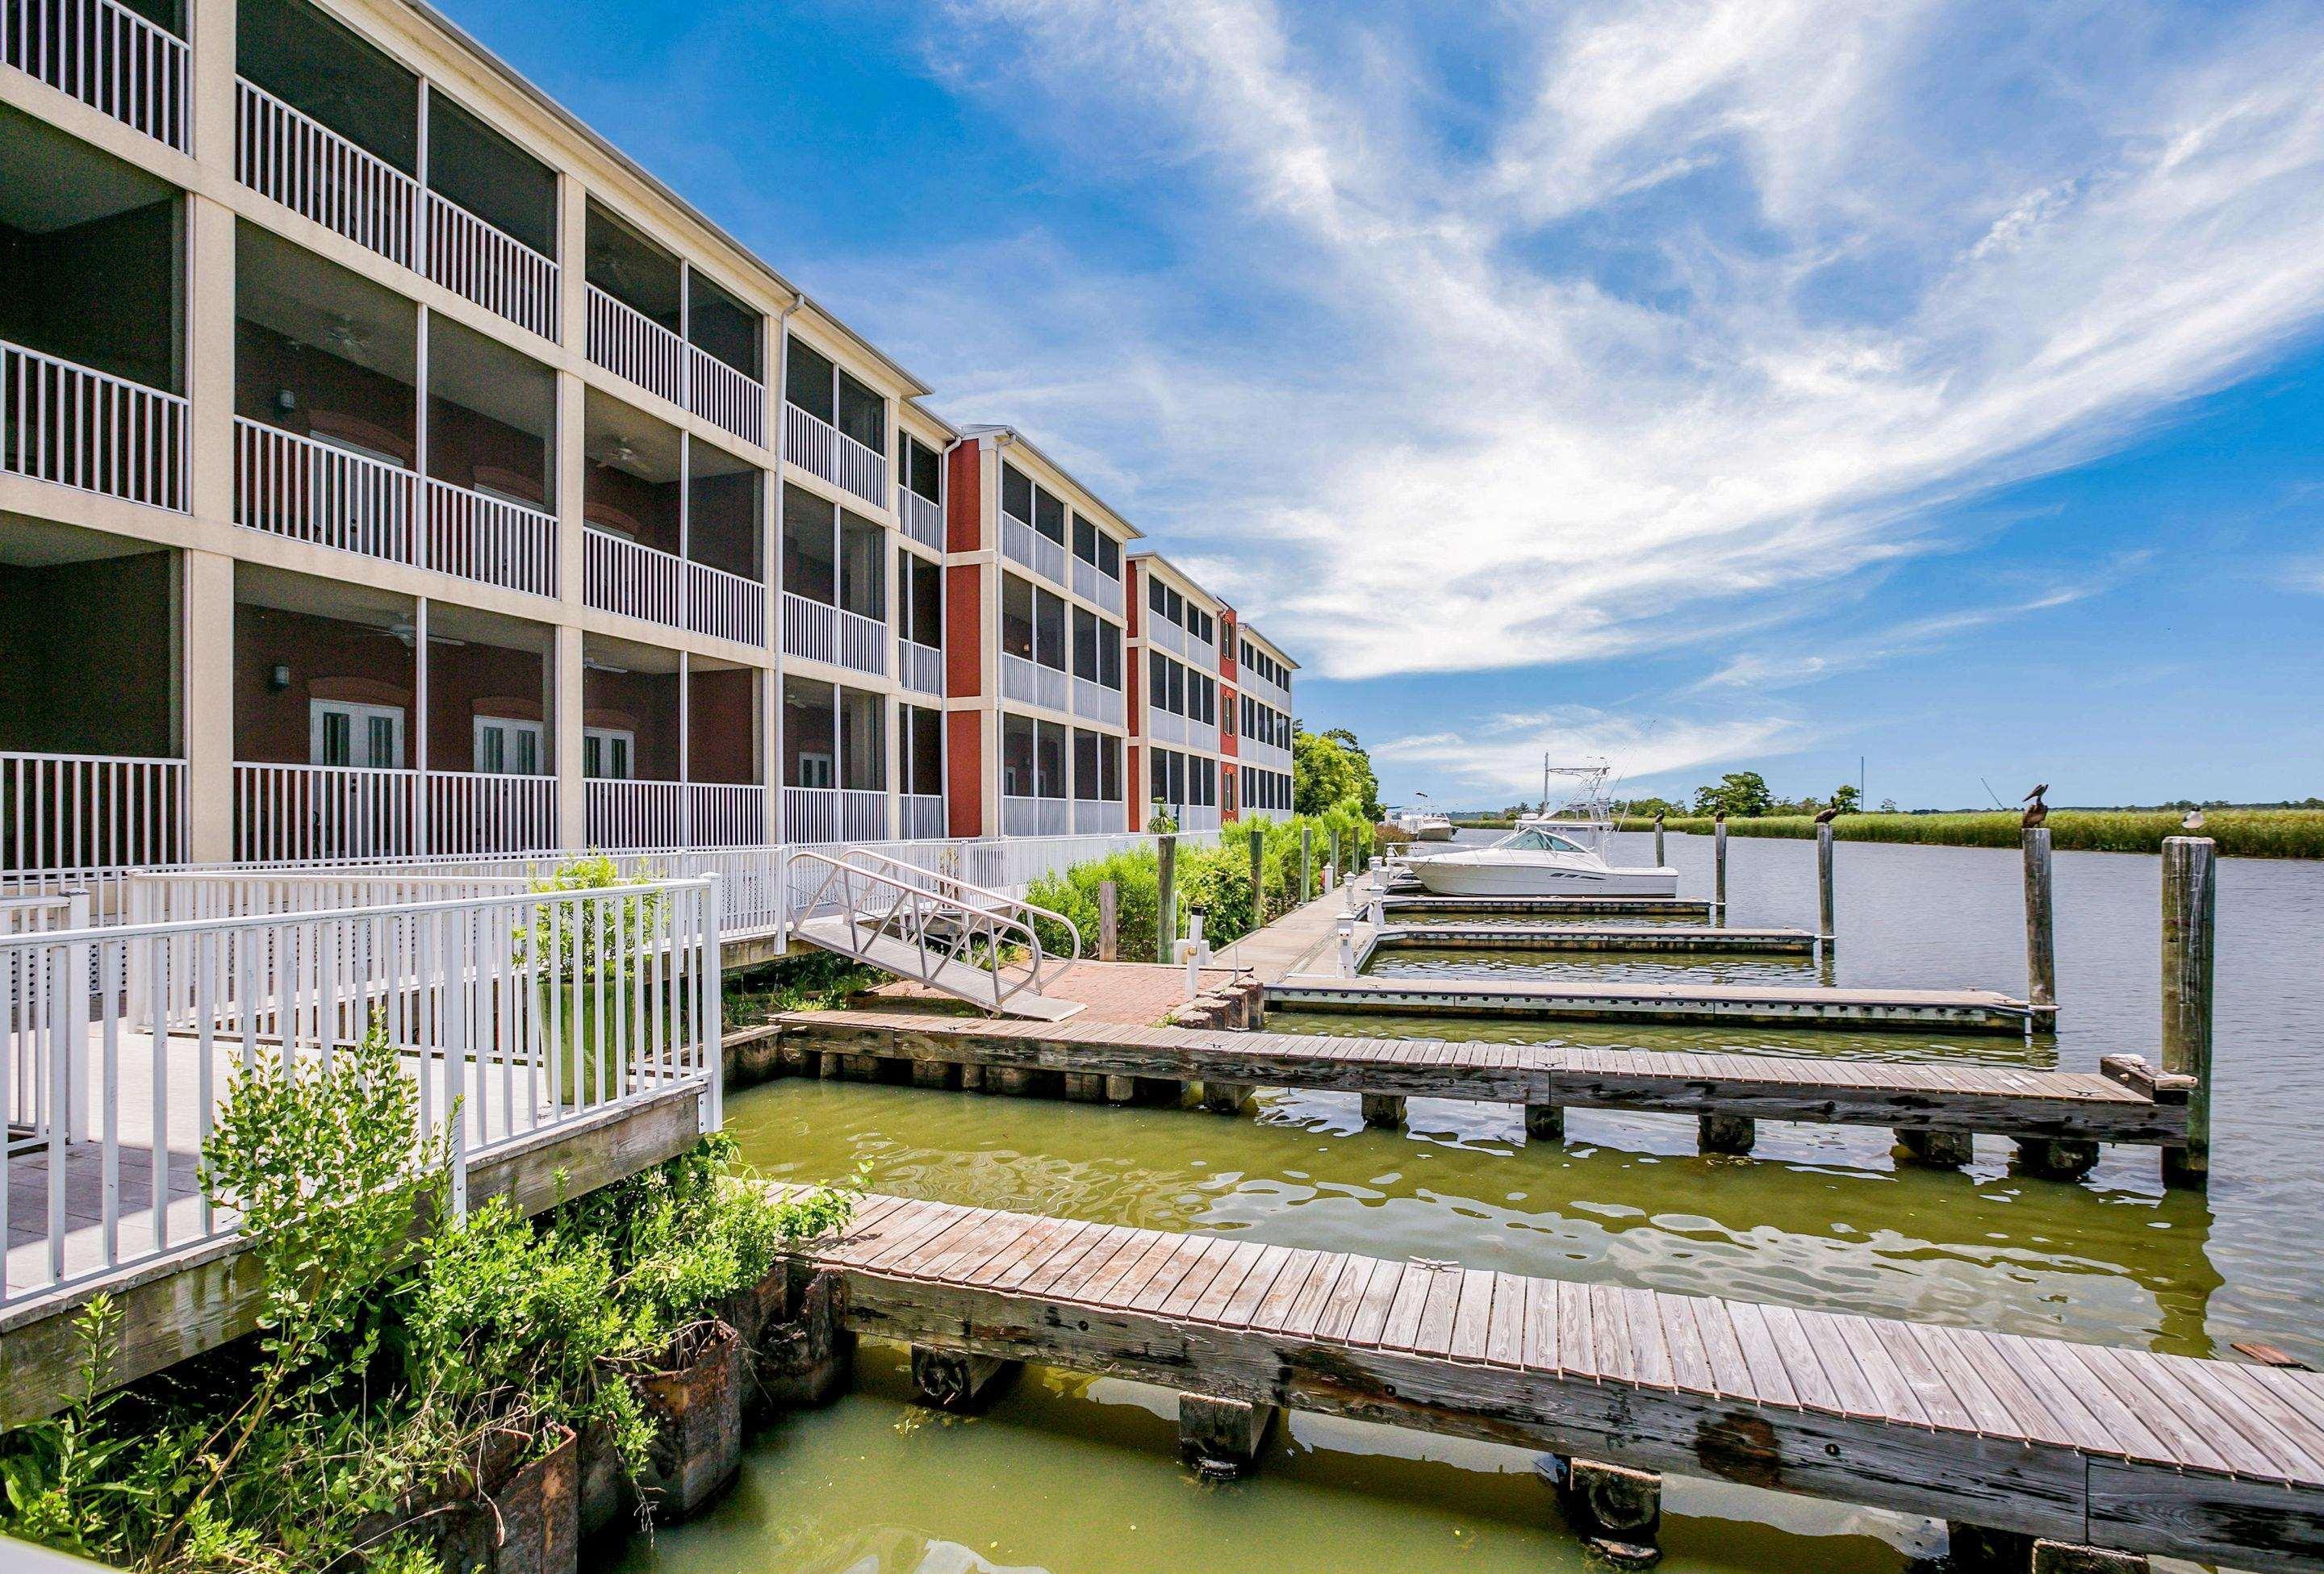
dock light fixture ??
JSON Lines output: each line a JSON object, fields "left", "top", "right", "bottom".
{"left": 1337, "top": 913, "right": 1357, "bottom": 976}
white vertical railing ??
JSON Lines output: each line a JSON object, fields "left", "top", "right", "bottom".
{"left": 1072, "top": 557, "right": 1124, "bottom": 616}
{"left": 1001, "top": 515, "right": 1068, "bottom": 586}
{"left": 3, "top": 340, "right": 189, "bottom": 511}
{"left": 585, "top": 779, "right": 687, "bottom": 850}
{"left": 424, "top": 193, "right": 561, "bottom": 341}
{"left": 686, "top": 558, "right": 767, "bottom": 646}
{"left": 900, "top": 489, "right": 944, "bottom": 551}
{"left": 1151, "top": 618, "right": 1185, "bottom": 657}
{"left": 1071, "top": 798, "right": 1124, "bottom": 835}
{"left": 4, "top": 0, "right": 188, "bottom": 149}
{"left": 900, "top": 639, "right": 944, "bottom": 696}
{"left": 781, "top": 591, "right": 838, "bottom": 666}
{"left": 782, "top": 786, "right": 886, "bottom": 844}
{"left": 1000, "top": 795, "right": 1070, "bottom": 838}
{"left": 783, "top": 402, "right": 885, "bottom": 506}
{"left": 688, "top": 784, "right": 767, "bottom": 848}
{"left": 424, "top": 771, "right": 558, "bottom": 856}
{"left": 1071, "top": 678, "right": 1123, "bottom": 727}
{"left": 0, "top": 754, "right": 186, "bottom": 912}
{"left": 0, "top": 879, "right": 717, "bottom": 1309}
{"left": 900, "top": 795, "right": 946, "bottom": 841}
{"left": 836, "top": 607, "right": 886, "bottom": 675}
{"left": 1001, "top": 653, "right": 1068, "bottom": 712}
{"left": 234, "top": 418, "right": 416, "bottom": 562}
{"left": 688, "top": 347, "right": 765, "bottom": 448}
{"left": 232, "top": 763, "right": 419, "bottom": 863}
{"left": 584, "top": 527, "right": 685, "bottom": 630}
{"left": 1149, "top": 708, "right": 1187, "bottom": 745}
{"left": 236, "top": 78, "right": 417, "bottom": 266}
{"left": 424, "top": 478, "right": 558, "bottom": 597}
{"left": 585, "top": 284, "right": 686, "bottom": 408}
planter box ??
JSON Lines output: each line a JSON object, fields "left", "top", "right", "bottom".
{"left": 633, "top": 1321, "right": 743, "bottom": 1522}
{"left": 538, "top": 975, "right": 650, "bottom": 1107}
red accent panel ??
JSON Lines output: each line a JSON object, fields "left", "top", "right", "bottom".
{"left": 1218, "top": 608, "right": 1238, "bottom": 679}
{"left": 1124, "top": 560, "right": 1141, "bottom": 639}
{"left": 1218, "top": 684, "right": 1239, "bottom": 757}
{"left": 947, "top": 709, "right": 982, "bottom": 837}
{"left": 945, "top": 563, "right": 982, "bottom": 697}
{"left": 1126, "top": 744, "right": 1140, "bottom": 830}
{"left": 946, "top": 440, "right": 981, "bottom": 552}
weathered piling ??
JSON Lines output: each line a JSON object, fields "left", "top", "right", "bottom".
{"left": 1156, "top": 833, "right": 1179, "bottom": 966}
{"left": 2160, "top": 835, "right": 2216, "bottom": 1188}
{"left": 1328, "top": 827, "right": 1340, "bottom": 888}
{"left": 1712, "top": 816, "right": 1728, "bottom": 925}
{"left": 1247, "top": 824, "right": 1265, "bottom": 919}
{"left": 1653, "top": 812, "right": 1666, "bottom": 868}
{"left": 2023, "top": 828, "right": 2055, "bottom": 1010}
{"left": 1098, "top": 879, "right": 1118, "bottom": 962}
{"left": 1301, "top": 825, "right": 1314, "bottom": 901}
{"left": 1816, "top": 821, "right": 1836, "bottom": 955}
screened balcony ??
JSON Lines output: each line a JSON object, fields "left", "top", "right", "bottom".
{"left": 1071, "top": 512, "right": 1124, "bottom": 616}
{"left": 5, "top": 0, "right": 189, "bottom": 150}
{"left": 234, "top": 0, "right": 561, "bottom": 339}
{"left": 582, "top": 391, "right": 767, "bottom": 645}
{"left": 582, "top": 634, "right": 764, "bottom": 849}
{"left": 783, "top": 676, "right": 885, "bottom": 843}
{"left": 999, "top": 460, "right": 1067, "bottom": 588}
{"left": 897, "top": 549, "right": 943, "bottom": 697}
{"left": 999, "top": 572, "right": 1068, "bottom": 714}
{"left": 1, "top": 107, "right": 187, "bottom": 511}
{"left": 899, "top": 433, "right": 945, "bottom": 551}
{"left": 780, "top": 482, "right": 885, "bottom": 678}
{"left": 898, "top": 703, "right": 944, "bottom": 841}
{"left": 999, "top": 712, "right": 1067, "bottom": 838}
{"left": 585, "top": 202, "right": 765, "bottom": 445}
{"left": 784, "top": 336, "right": 884, "bottom": 507}
{"left": 1070, "top": 604, "right": 1123, "bottom": 726}
{"left": 1070, "top": 728, "right": 1125, "bottom": 835}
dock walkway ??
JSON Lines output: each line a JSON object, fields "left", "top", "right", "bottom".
{"left": 1373, "top": 922, "right": 1816, "bottom": 954}
{"left": 796, "top": 1189, "right": 2324, "bottom": 1571}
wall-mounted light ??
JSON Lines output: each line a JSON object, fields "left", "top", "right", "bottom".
{"left": 274, "top": 388, "right": 297, "bottom": 414}
{"left": 268, "top": 664, "right": 290, "bottom": 692}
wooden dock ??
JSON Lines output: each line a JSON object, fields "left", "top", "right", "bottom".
{"left": 766, "top": 1010, "right": 2187, "bottom": 1171}
{"left": 1371, "top": 922, "right": 1816, "bottom": 954}
{"left": 788, "top": 1188, "right": 2324, "bottom": 1571}
{"left": 1269, "top": 972, "right": 2046, "bottom": 1034}
{"left": 1381, "top": 893, "right": 1715, "bottom": 920}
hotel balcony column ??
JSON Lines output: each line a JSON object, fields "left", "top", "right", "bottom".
{"left": 762, "top": 306, "right": 784, "bottom": 841}
{"left": 191, "top": 0, "right": 236, "bottom": 163}
{"left": 554, "top": 173, "right": 589, "bottom": 846}
{"left": 182, "top": 551, "right": 236, "bottom": 861}
{"left": 184, "top": 5, "right": 239, "bottom": 861}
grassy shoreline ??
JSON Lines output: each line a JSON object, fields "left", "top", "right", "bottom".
{"left": 1608, "top": 809, "right": 2324, "bottom": 858}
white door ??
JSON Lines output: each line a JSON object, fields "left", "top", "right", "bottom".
{"left": 311, "top": 700, "right": 405, "bottom": 769}
{"left": 474, "top": 716, "right": 543, "bottom": 775}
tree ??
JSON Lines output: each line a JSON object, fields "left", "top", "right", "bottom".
{"left": 1691, "top": 770, "right": 1774, "bottom": 817}
{"left": 1878, "top": 797, "right": 1900, "bottom": 813}
{"left": 1623, "top": 795, "right": 1682, "bottom": 818}
{"left": 1829, "top": 783, "right": 1861, "bottom": 813}
{"left": 1294, "top": 727, "right": 1383, "bottom": 820}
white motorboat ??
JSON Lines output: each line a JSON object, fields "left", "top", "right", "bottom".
{"left": 1411, "top": 825, "right": 1676, "bottom": 897}
{"left": 1394, "top": 795, "right": 1457, "bottom": 841}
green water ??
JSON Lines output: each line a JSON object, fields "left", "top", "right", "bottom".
{"left": 621, "top": 834, "right": 2322, "bottom": 1574}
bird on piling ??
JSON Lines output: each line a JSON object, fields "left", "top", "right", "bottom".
{"left": 2022, "top": 785, "right": 2049, "bottom": 829}
{"left": 2183, "top": 808, "right": 2205, "bottom": 831}
{"left": 1713, "top": 808, "right": 1727, "bottom": 825}
{"left": 1813, "top": 803, "right": 1841, "bottom": 826}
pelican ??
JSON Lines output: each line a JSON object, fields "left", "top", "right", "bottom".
{"left": 2022, "top": 785, "right": 2049, "bottom": 829}
{"left": 1813, "top": 803, "right": 1841, "bottom": 826}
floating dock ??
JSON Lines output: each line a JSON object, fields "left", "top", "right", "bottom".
{"left": 1380, "top": 893, "right": 1715, "bottom": 920}
{"left": 1269, "top": 971, "right": 2046, "bottom": 1034}
{"left": 1372, "top": 922, "right": 1815, "bottom": 955}
{"left": 766, "top": 1011, "right": 2185, "bottom": 1170}
{"left": 788, "top": 1188, "right": 2324, "bottom": 1572}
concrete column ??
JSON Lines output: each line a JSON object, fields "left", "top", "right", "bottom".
{"left": 554, "top": 624, "right": 585, "bottom": 848}
{"left": 181, "top": 549, "right": 236, "bottom": 862}
{"left": 553, "top": 173, "right": 588, "bottom": 850}
{"left": 185, "top": 191, "right": 236, "bottom": 528}
{"left": 188, "top": 0, "right": 236, "bottom": 173}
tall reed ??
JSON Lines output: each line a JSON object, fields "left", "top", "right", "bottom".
{"left": 1613, "top": 810, "right": 2324, "bottom": 858}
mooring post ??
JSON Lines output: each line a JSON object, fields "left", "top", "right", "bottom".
{"left": 1179, "top": 1392, "right": 1276, "bottom": 1478}
{"left": 1300, "top": 825, "right": 1313, "bottom": 902}
{"left": 1328, "top": 826, "right": 1340, "bottom": 888}
{"left": 2022, "top": 827, "right": 2055, "bottom": 1012}
{"left": 1098, "top": 879, "right": 1118, "bottom": 963}
{"left": 1712, "top": 815, "right": 1728, "bottom": 926}
{"left": 1337, "top": 914, "right": 1356, "bottom": 976}
{"left": 2160, "top": 835, "right": 2216, "bottom": 1188}
{"left": 1816, "top": 821, "right": 1836, "bottom": 958}
{"left": 1543, "top": 1455, "right": 1662, "bottom": 1568}
{"left": 1653, "top": 812, "right": 1666, "bottom": 869}
{"left": 1156, "top": 833, "right": 1179, "bottom": 966}
{"left": 1185, "top": 908, "right": 1206, "bottom": 997}
{"left": 1247, "top": 826, "right": 1266, "bottom": 921}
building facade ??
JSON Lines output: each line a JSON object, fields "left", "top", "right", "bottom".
{"left": 0, "top": 0, "right": 1295, "bottom": 896}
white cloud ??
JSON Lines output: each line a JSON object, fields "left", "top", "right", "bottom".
{"left": 872, "top": 0, "right": 2324, "bottom": 686}
{"left": 1373, "top": 708, "right": 1802, "bottom": 802}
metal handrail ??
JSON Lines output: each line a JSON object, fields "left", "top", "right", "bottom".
{"left": 787, "top": 845, "right": 1082, "bottom": 1013}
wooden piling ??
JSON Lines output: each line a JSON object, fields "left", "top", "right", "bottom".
{"left": 1816, "top": 821, "right": 1836, "bottom": 954}
{"left": 2160, "top": 836, "right": 2215, "bottom": 1188}
{"left": 1248, "top": 825, "right": 1265, "bottom": 921}
{"left": 2023, "top": 828, "right": 2056, "bottom": 1010}
{"left": 1712, "top": 818, "right": 1728, "bottom": 925}
{"left": 1525, "top": 1104, "right": 1564, "bottom": 1142}
{"left": 1699, "top": 1113, "right": 1755, "bottom": 1155}
{"left": 1301, "top": 825, "right": 1313, "bottom": 902}
{"left": 909, "top": 1346, "right": 1014, "bottom": 1411}
{"left": 1098, "top": 879, "right": 1118, "bottom": 962}
{"left": 1180, "top": 1393, "right": 1276, "bottom": 1478}
{"left": 1360, "top": 1092, "right": 1405, "bottom": 1128}
{"left": 1653, "top": 814, "right": 1666, "bottom": 868}
{"left": 1156, "top": 833, "right": 1179, "bottom": 966}
{"left": 1328, "top": 826, "right": 1340, "bottom": 886}
{"left": 1546, "top": 1456, "right": 1663, "bottom": 1568}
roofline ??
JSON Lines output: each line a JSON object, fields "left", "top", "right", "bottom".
{"left": 960, "top": 425, "right": 1145, "bottom": 540}
{"left": 396, "top": 0, "right": 935, "bottom": 403}
{"left": 1235, "top": 622, "right": 1301, "bottom": 671}
{"left": 1124, "top": 547, "right": 1227, "bottom": 612}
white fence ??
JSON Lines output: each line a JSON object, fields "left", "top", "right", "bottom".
{"left": 424, "top": 477, "right": 558, "bottom": 597}
{"left": 783, "top": 403, "right": 884, "bottom": 507}
{"left": 0, "top": 877, "right": 718, "bottom": 1308}
{"left": 583, "top": 780, "right": 767, "bottom": 851}
{"left": 424, "top": 770, "right": 558, "bottom": 856}
{"left": 586, "top": 285, "right": 685, "bottom": 407}
{"left": 900, "top": 489, "right": 944, "bottom": 551}
{"left": 900, "top": 638, "right": 944, "bottom": 696}
{"left": 585, "top": 527, "right": 683, "bottom": 629}
{"left": 900, "top": 794, "right": 946, "bottom": 841}
{"left": 0, "top": 753, "right": 185, "bottom": 913}
{"left": 235, "top": 762, "right": 416, "bottom": 862}
{"left": 234, "top": 419, "right": 416, "bottom": 562}
{"left": 3, "top": 339, "right": 189, "bottom": 512}
{"left": 781, "top": 593, "right": 884, "bottom": 674}
{"left": 424, "top": 192, "right": 561, "bottom": 342}
{"left": 4, "top": 0, "right": 188, "bottom": 150}
{"left": 687, "top": 557, "right": 768, "bottom": 647}
{"left": 1001, "top": 653, "right": 1069, "bottom": 712}
{"left": 1071, "top": 678, "right": 1124, "bottom": 727}
{"left": 1001, "top": 515, "right": 1067, "bottom": 587}
{"left": 236, "top": 78, "right": 416, "bottom": 266}
{"left": 783, "top": 786, "right": 886, "bottom": 845}
{"left": 689, "top": 349, "right": 765, "bottom": 448}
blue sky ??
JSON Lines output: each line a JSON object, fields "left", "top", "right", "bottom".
{"left": 447, "top": 0, "right": 2324, "bottom": 810}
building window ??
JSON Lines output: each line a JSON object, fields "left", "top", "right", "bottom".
{"left": 795, "top": 752, "right": 834, "bottom": 789}
{"left": 311, "top": 700, "right": 403, "bottom": 770}
{"left": 583, "top": 726, "right": 634, "bottom": 780}
{"left": 474, "top": 716, "right": 541, "bottom": 775}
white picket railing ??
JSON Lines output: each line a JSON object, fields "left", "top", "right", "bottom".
{"left": 424, "top": 770, "right": 558, "bottom": 856}
{"left": 584, "top": 526, "right": 683, "bottom": 629}
{"left": 1001, "top": 795, "right": 1069, "bottom": 838}
{"left": 5, "top": 0, "right": 188, "bottom": 149}
{"left": 1001, "top": 653, "right": 1069, "bottom": 712}
{"left": 836, "top": 606, "right": 886, "bottom": 675}
{"left": 900, "top": 489, "right": 944, "bottom": 551}
{"left": 234, "top": 763, "right": 418, "bottom": 863}
{"left": 900, "top": 638, "right": 944, "bottom": 696}
{"left": 586, "top": 779, "right": 683, "bottom": 851}
{"left": 689, "top": 348, "right": 764, "bottom": 448}
{"left": 424, "top": 477, "right": 558, "bottom": 598}
{"left": 425, "top": 192, "right": 561, "bottom": 342}
{"left": 3, "top": 339, "right": 189, "bottom": 511}
{"left": 1149, "top": 708, "right": 1186, "bottom": 746}
{"left": 783, "top": 403, "right": 885, "bottom": 506}
{"left": 585, "top": 284, "right": 686, "bottom": 408}
{"left": 687, "top": 557, "right": 767, "bottom": 646}
{"left": 1071, "top": 798, "right": 1126, "bottom": 836}
{"left": 0, "top": 877, "right": 718, "bottom": 1308}
{"left": 1187, "top": 633, "right": 1219, "bottom": 674}
{"left": 1072, "top": 557, "right": 1124, "bottom": 616}
{"left": 234, "top": 418, "right": 416, "bottom": 562}
{"left": 783, "top": 786, "right": 888, "bottom": 845}
{"left": 236, "top": 78, "right": 417, "bottom": 266}
{"left": 688, "top": 784, "right": 768, "bottom": 848}
{"left": 1071, "top": 678, "right": 1123, "bottom": 727}
{"left": 900, "top": 794, "right": 946, "bottom": 842}
{"left": 781, "top": 591, "right": 838, "bottom": 666}
{"left": 0, "top": 754, "right": 185, "bottom": 916}
{"left": 1001, "top": 515, "right": 1068, "bottom": 587}
{"left": 1150, "top": 617, "right": 1185, "bottom": 657}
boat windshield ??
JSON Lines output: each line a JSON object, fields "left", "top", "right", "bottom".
{"left": 1497, "top": 829, "right": 1588, "bottom": 854}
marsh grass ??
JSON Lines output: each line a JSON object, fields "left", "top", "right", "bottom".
{"left": 1615, "top": 809, "right": 2324, "bottom": 858}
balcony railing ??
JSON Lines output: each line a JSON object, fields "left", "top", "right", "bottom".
{"left": 585, "top": 779, "right": 767, "bottom": 850}
{"left": 1072, "top": 797, "right": 1124, "bottom": 836}
{"left": 690, "top": 783, "right": 769, "bottom": 848}
{"left": 6, "top": 0, "right": 189, "bottom": 150}
{"left": 422, "top": 770, "right": 558, "bottom": 855}
{"left": 784, "top": 785, "right": 887, "bottom": 844}
{"left": 1150, "top": 617, "right": 1185, "bottom": 657}
{"left": 1243, "top": 672, "right": 1292, "bottom": 712}
{"left": 900, "top": 637, "right": 944, "bottom": 697}
{"left": 689, "top": 557, "right": 769, "bottom": 646}
{"left": 0, "top": 751, "right": 186, "bottom": 911}
{"left": 1148, "top": 708, "right": 1185, "bottom": 746}
{"left": 1188, "top": 719, "right": 1219, "bottom": 754}
{"left": 1001, "top": 514, "right": 1067, "bottom": 587}
{"left": 423, "top": 477, "right": 558, "bottom": 598}
{"left": 585, "top": 284, "right": 684, "bottom": 406}
{"left": 583, "top": 528, "right": 764, "bottom": 645}
{"left": 1187, "top": 634, "right": 1218, "bottom": 673}
{"left": 1001, "top": 795, "right": 1068, "bottom": 838}
{"left": 1071, "top": 678, "right": 1123, "bottom": 727}
{"left": 1001, "top": 653, "right": 1068, "bottom": 712}
{"left": 233, "top": 762, "right": 558, "bottom": 862}
{"left": 781, "top": 592, "right": 887, "bottom": 675}
{"left": 691, "top": 349, "right": 765, "bottom": 448}
{"left": 900, "top": 489, "right": 944, "bottom": 552}
{"left": 900, "top": 793, "right": 946, "bottom": 842}
{"left": 1168, "top": 802, "right": 1223, "bottom": 832}
{"left": 3, "top": 340, "right": 189, "bottom": 512}
{"left": 784, "top": 402, "right": 885, "bottom": 507}
{"left": 1072, "top": 557, "right": 1124, "bottom": 616}
{"left": 426, "top": 193, "right": 561, "bottom": 341}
